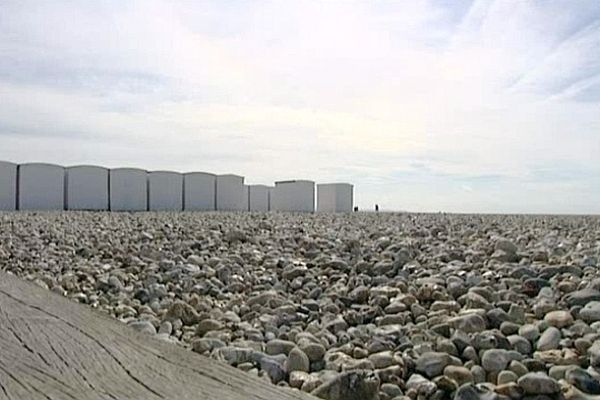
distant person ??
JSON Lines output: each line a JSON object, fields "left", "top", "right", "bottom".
{"left": 354, "top": 206, "right": 358, "bottom": 212}
{"left": 375, "top": 204, "right": 379, "bottom": 212}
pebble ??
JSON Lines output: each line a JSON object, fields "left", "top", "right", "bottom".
{"left": 495, "top": 382, "right": 524, "bottom": 399}
{"left": 518, "top": 325, "right": 540, "bottom": 342}
{"left": 3, "top": 212, "right": 600, "bottom": 398}
{"left": 449, "top": 314, "right": 487, "bottom": 333}
{"left": 195, "top": 319, "right": 223, "bottom": 336}
{"left": 289, "top": 371, "right": 309, "bottom": 389}
{"left": 443, "top": 365, "right": 474, "bottom": 386}
{"left": 517, "top": 372, "right": 560, "bottom": 395}
{"left": 565, "top": 289, "right": 600, "bottom": 307}
{"left": 266, "top": 339, "right": 296, "bottom": 356}
{"left": 128, "top": 320, "right": 156, "bottom": 335}
{"left": 406, "top": 374, "right": 437, "bottom": 396}
{"left": 380, "top": 383, "right": 402, "bottom": 398}
{"left": 497, "top": 370, "right": 518, "bottom": 384}
{"left": 454, "top": 383, "right": 502, "bottom": 400}
{"left": 287, "top": 347, "right": 310, "bottom": 372}
{"left": 415, "top": 352, "right": 453, "bottom": 378}
{"left": 537, "top": 327, "right": 561, "bottom": 351}
{"left": 580, "top": 302, "right": 600, "bottom": 323}
{"left": 300, "top": 342, "right": 326, "bottom": 362}
{"left": 311, "top": 370, "right": 380, "bottom": 400}
{"left": 544, "top": 310, "right": 574, "bottom": 328}
{"left": 508, "top": 360, "right": 529, "bottom": 377}
{"left": 481, "top": 349, "right": 512, "bottom": 373}
{"left": 566, "top": 368, "right": 600, "bottom": 394}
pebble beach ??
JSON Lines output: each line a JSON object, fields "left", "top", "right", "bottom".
{"left": 2, "top": 211, "right": 600, "bottom": 400}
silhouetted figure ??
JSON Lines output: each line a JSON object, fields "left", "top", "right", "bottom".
{"left": 375, "top": 204, "right": 379, "bottom": 212}
{"left": 354, "top": 206, "right": 358, "bottom": 212}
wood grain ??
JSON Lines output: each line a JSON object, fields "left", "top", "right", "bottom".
{"left": 0, "top": 271, "right": 317, "bottom": 400}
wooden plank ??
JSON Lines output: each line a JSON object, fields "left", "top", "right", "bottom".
{"left": 0, "top": 272, "right": 317, "bottom": 400}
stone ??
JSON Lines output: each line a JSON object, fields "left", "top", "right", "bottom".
{"left": 544, "top": 310, "right": 574, "bottom": 328}
{"left": 463, "top": 346, "right": 479, "bottom": 363}
{"left": 549, "top": 365, "right": 577, "bottom": 381}
{"left": 508, "top": 335, "right": 532, "bottom": 355}
{"left": 437, "top": 339, "right": 459, "bottom": 356}
{"left": 580, "top": 302, "right": 600, "bottom": 323}
{"left": 500, "top": 322, "right": 520, "bottom": 336}
{"left": 406, "top": 374, "right": 437, "bottom": 396}
{"left": 471, "top": 366, "right": 486, "bottom": 384}
{"left": 195, "top": 319, "right": 223, "bottom": 336}
{"left": 349, "top": 286, "right": 370, "bottom": 304}
{"left": 575, "top": 339, "right": 592, "bottom": 354}
{"left": 266, "top": 339, "right": 296, "bottom": 356}
{"left": 247, "top": 291, "right": 278, "bottom": 307}
{"left": 415, "top": 352, "right": 453, "bottom": 378}
{"left": 302, "top": 375, "right": 324, "bottom": 393}
{"left": 192, "top": 338, "right": 226, "bottom": 354}
{"left": 494, "top": 382, "right": 524, "bottom": 399}
{"left": 589, "top": 342, "right": 600, "bottom": 368}
{"left": 311, "top": 370, "right": 380, "bottom": 400}
{"left": 213, "top": 346, "right": 254, "bottom": 366}
{"left": 517, "top": 372, "right": 560, "bottom": 395}
{"left": 158, "top": 321, "right": 172, "bottom": 335}
{"left": 128, "top": 320, "right": 156, "bottom": 335}
{"left": 449, "top": 314, "right": 487, "bottom": 334}
{"left": 380, "top": 383, "right": 402, "bottom": 398}
{"left": 508, "top": 304, "right": 526, "bottom": 324}
{"left": 537, "top": 327, "right": 561, "bottom": 351}
{"left": 563, "top": 384, "right": 600, "bottom": 400}
{"left": 443, "top": 365, "right": 474, "bottom": 386}
{"left": 300, "top": 342, "right": 327, "bottom": 362}
{"left": 481, "top": 349, "right": 512, "bottom": 373}
{"left": 454, "top": 383, "right": 503, "bottom": 400}
{"left": 452, "top": 330, "right": 473, "bottom": 353}
{"left": 487, "top": 308, "right": 512, "bottom": 328}
{"left": 518, "top": 325, "right": 540, "bottom": 342}
{"left": 565, "top": 289, "right": 600, "bottom": 307}
{"left": 368, "top": 351, "right": 395, "bottom": 369}
{"left": 164, "top": 301, "right": 200, "bottom": 325}
{"left": 566, "top": 368, "right": 600, "bottom": 394}
{"left": 497, "top": 371, "right": 518, "bottom": 385}
{"left": 495, "top": 238, "right": 518, "bottom": 254}
{"left": 325, "top": 316, "right": 348, "bottom": 334}
{"left": 289, "top": 371, "right": 310, "bottom": 389}
{"left": 433, "top": 375, "right": 457, "bottom": 392}
{"left": 260, "top": 356, "right": 287, "bottom": 384}
{"left": 287, "top": 347, "right": 310, "bottom": 372}
{"left": 508, "top": 360, "right": 528, "bottom": 377}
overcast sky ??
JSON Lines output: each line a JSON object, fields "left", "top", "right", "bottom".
{"left": 1, "top": 1, "right": 599, "bottom": 213}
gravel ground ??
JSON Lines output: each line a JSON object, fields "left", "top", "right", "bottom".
{"left": 1, "top": 211, "right": 600, "bottom": 400}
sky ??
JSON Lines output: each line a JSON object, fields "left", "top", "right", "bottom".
{"left": 1, "top": 0, "right": 599, "bottom": 214}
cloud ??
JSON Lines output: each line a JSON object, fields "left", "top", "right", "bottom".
{"left": 0, "top": 0, "right": 599, "bottom": 213}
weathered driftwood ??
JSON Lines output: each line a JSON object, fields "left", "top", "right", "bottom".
{"left": 0, "top": 271, "right": 316, "bottom": 400}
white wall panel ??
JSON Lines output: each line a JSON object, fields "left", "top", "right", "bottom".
{"left": 244, "top": 185, "right": 250, "bottom": 211}
{"left": 268, "top": 187, "right": 273, "bottom": 211}
{"left": 317, "top": 184, "right": 336, "bottom": 213}
{"left": 110, "top": 168, "right": 147, "bottom": 211}
{"left": 66, "top": 166, "right": 109, "bottom": 210}
{"left": 216, "top": 174, "right": 245, "bottom": 211}
{"left": 183, "top": 172, "right": 216, "bottom": 211}
{"left": 271, "top": 180, "right": 315, "bottom": 212}
{"left": 149, "top": 171, "right": 183, "bottom": 211}
{"left": 336, "top": 184, "right": 353, "bottom": 212}
{"left": 317, "top": 183, "right": 353, "bottom": 212}
{"left": 0, "top": 161, "right": 17, "bottom": 210}
{"left": 18, "top": 163, "right": 65, "bottom": 210}
{"left": 248, "top": 185, "right": 270, "bottom": 212}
